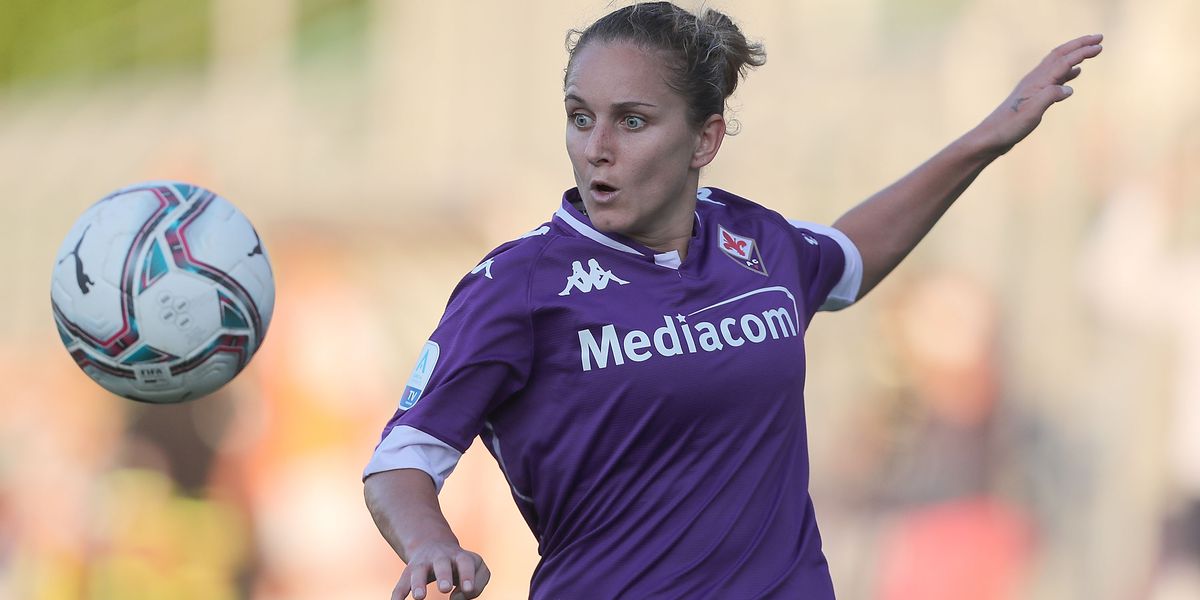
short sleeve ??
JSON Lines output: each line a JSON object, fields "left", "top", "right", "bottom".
{"left": 364, "top": 244, "right": 535, "bottom": 486}
{"left": 786, "top": 220, "right": 863, "bottom": 317}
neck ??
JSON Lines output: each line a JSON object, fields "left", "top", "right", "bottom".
{"left": 574, "top": 181, "right": 700, "bottom": 260}
{"left": 638, "top": 230, "right": 691, "bottom": 259}
{"left": 640, "top": 173, "right": 702, "bottom": 259}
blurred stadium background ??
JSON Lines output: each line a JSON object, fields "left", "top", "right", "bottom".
{"left": 1, "top": 0, "right": 1198, "bottom": 598}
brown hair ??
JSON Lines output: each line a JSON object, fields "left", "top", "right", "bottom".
{"left": 566, "top": 2, "right": 766, "bottom": 129}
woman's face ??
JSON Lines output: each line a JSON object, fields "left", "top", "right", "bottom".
{"left": 564, "top": 41, "right": 722, "bottom": 249}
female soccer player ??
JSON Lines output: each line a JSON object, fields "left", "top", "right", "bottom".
{"left": 363, "top": 3, "right": 1102, "bottom": 598}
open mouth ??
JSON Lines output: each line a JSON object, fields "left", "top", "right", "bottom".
{"left": 591, "top": 182, "right": 617, "bottom": 194}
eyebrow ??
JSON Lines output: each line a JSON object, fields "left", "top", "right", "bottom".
{"left": 564, "top": 93, "right": 658, "bottom": 111}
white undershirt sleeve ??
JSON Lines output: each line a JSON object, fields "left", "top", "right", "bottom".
{"left": 787, "top": 220, "right": 864, "bottom": 311}
{"left": 363, "top": 425, "right": 463, "bottom": 493}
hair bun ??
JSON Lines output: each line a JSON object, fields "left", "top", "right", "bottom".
{"left": 566, "top": 2, "right": 766, "bottom": 130}
{"left": 698, "top": 7, "right": 766, "bottom": 98}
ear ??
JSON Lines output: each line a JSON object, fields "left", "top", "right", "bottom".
{"left": 690, "top": 114, "right": 726, "bottom": 169}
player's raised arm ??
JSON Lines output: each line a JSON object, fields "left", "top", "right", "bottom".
{"left": 365, "top": 469, "right": 491, "bottom": 600}
{"left": 833, "top": 34, "right": 1104, "bottom": 299}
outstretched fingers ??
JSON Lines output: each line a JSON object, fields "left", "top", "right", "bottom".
{"left": 1030, "top": 34, "right": 1100, "bottom": 87}
{"left": 1052, "top": 33, "right": 1104, "bottom": 58}
{"left": 1062, "top": 41, "right": 1104, "bottom": 68}
{"left": 1033, "top": 81, "right": 1074, "bottom": 112}
{"left": 1022, "top": 34, "right": 1102, "bottom": 110}
{"left": 1059, "top": 66, "right": 1083, "bottom": 85}
{"left": 969, "top": 33, "right": 1104, "bottom": 154}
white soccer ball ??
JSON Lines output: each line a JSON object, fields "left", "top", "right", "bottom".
{"left": 50, "top": 181, "right": 275, "bottom": 403}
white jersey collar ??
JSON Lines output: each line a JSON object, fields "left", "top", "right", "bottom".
{"left": 553, "top": 188, "right": 702, "bottom": 270}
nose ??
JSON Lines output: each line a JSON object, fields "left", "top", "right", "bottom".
{"left": 584, "top": 122, "right": 612, "bottom": 166}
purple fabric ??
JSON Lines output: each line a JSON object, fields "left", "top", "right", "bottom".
{"left": 376, "top": 187, "right": 845, "bottom": 598}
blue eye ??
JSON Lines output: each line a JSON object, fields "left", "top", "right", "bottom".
{"left": 623, "top": 116, "right": 646, "bottom": 129}
{"left": 572, "top": 113, "right": 593, "bottom": 128}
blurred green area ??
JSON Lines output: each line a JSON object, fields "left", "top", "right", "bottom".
{"left": 0, "top": 0, "right": 370, "bottom": 89}
{"left": 0, "top": 0, "right": 212, "bottom": 87}
{"left": 294, "top": 0, "right": 369, "bottom": 70}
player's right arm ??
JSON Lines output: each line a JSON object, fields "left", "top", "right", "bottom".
{"left": 365, "top": 468, "right": 490, "bottom": 600}
{"left": 364, "top": 235, "right": 545, "bottom": 599}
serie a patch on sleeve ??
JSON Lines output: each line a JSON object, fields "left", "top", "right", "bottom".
{"left": 400, "top": 340, "right": 440, "bottom": 410}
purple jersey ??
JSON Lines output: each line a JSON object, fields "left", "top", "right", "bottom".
{"left": 366, "top": 187, "right": 862, "bottom": 599}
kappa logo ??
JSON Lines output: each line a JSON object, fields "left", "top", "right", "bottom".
{"left": 521, "top": 225, "right": 550, "bottom": 238}
{"left": 696, "top": 187, "right": 725, "bottom": 206}
{"left": 718, "top": 225, "right": 768, "bottom": 276}
{"left": 559, "top": 258, "right": 629, "bottom": 296}
{"left": 470, "top": 258, "right": 495, "bottom": 279}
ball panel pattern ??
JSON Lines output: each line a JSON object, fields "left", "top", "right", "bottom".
{"left": 51, "top": 181, "right": 274, "bottom": 403}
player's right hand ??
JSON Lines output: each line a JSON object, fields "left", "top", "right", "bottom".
{"left": 392, "top": 541, "right": 491, "bottom": 600}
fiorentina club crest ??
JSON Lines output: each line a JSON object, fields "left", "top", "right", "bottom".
{"left": 718, "top": 225, "right": 767, "bottom": 276}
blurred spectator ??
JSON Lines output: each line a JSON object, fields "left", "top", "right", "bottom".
{"left": 828, "top": 273, "right": 1080, "bottom": 599}
{"left": 1082, "top": 164, "right": 1200, "bottom": 599}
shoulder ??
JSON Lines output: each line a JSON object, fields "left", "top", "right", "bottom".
{"left": 697, "top": 186, "right": 797, "bottom": 233}
{"left": 444, "top": 220, "right": 564, "bottom": 309}
{"left": 472, "top": 221, "right": 556, "bottom": 274}
{"left": 700, "top": 186, "right": 850, "bottom": 239}
{"left": 697, "top": 187, "right": 862, "bottom": 311}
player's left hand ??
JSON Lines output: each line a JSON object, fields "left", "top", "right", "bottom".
{"left": 973, "top": 33, "right": 1103, "bottom": 156}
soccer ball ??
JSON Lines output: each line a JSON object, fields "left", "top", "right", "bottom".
{"left": 50, "top": 181, "right": 275, "bottom": 404}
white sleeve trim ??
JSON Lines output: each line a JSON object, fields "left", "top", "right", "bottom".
{"left": 363, "top": 425, "right": 463, "bottom": 493}
{"left": 787, "top": 220, "right": 864, "bottom": 311}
